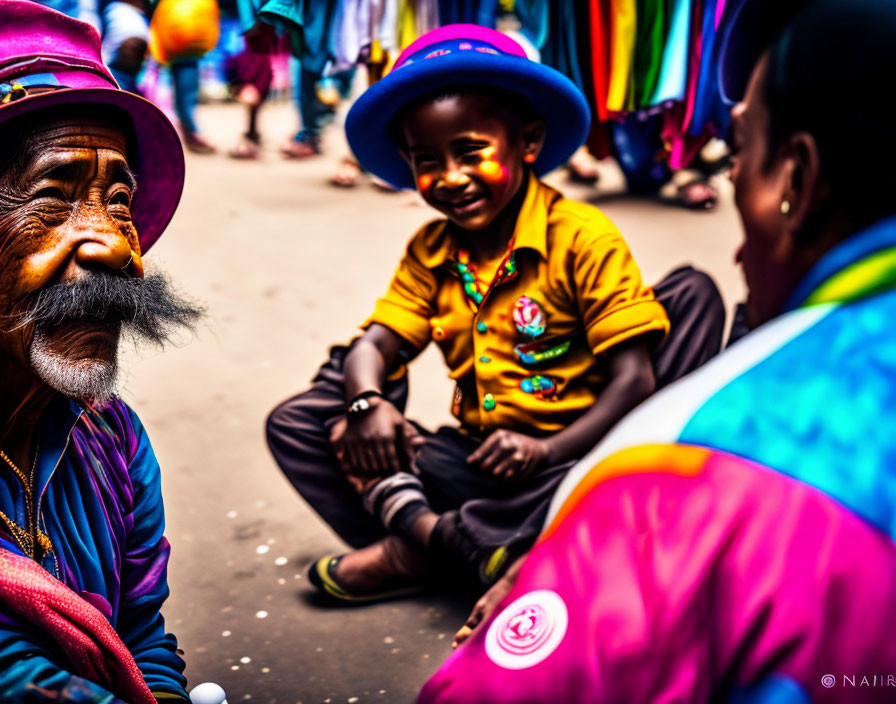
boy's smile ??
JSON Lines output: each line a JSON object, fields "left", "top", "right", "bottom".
{"left": 399, "top": 93, "right": 543, "bottom": 232}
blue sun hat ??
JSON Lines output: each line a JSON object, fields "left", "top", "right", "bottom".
{"left": 345, "top": 24, "right": 591, "bottom": 190}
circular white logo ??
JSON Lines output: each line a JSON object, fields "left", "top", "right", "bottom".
{"left": 485, "top": 589, "right": 568, "bottom": 669}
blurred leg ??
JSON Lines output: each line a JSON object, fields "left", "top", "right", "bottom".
{"left": 171, "top": 59, "right": 200, "bottom": 134}
{"left": 651, "top": 266, "right": 726, "bottom": 389}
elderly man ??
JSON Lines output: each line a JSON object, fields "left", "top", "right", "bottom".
{"left": 422, "top": 1, "right": 896, "bottom": 702}
{"left": 0, "top": 2, "right": 201, "bottom": 702}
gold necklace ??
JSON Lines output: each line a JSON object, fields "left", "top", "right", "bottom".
{"left": 0, "top": 441, "right": 53, "bottom": 560}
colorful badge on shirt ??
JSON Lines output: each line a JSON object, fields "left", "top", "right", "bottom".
{"left": 520, "top": 375, "right": 557, "bottom": 399}
{"left": 513, "top": 296, "right": 545, "bottom": 337}
{"left": 514, "top": 339, "right": 571, "bottom": 366}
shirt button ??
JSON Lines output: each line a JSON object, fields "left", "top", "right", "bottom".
{"left": 476, "top": 322, "right": 488, "bottom": 334}
{"left": 433, "top": 326, "right": 445, "bottom": 339}
{"left": 479, "top": 356, "right": 491, "bottom": 363}
{"left": 482, "top": 394, "right": 496, "bottom": 411}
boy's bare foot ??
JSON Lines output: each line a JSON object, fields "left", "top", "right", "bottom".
{"left": 308, "top": 535, "right": 428, "bottom": 602}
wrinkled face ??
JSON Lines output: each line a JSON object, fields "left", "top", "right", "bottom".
{"left": 400, "top": 94, "right": 543, "bottom": 231}
{"left": 0, "top": 117, "right": 140, "bottom": 403}
{"left": 729, "top": 54, "right": 802, "bottom": 328}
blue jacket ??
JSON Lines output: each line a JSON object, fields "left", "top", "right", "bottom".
{"left": 0, "top": 396, "right": 187, "bottom": 703}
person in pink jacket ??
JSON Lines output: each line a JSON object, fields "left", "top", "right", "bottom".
{"left": 420, "top": 1, "right": 896, "bottom": 701}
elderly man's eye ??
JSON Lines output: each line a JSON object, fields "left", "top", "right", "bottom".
{"left": 109, "top": 191, "right": 131, "bottom": 207}
{"left": 33, "top": 187, "right": 66, "bottom": 201}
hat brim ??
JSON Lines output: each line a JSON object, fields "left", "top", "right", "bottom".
{"left": 0, "top": 87, "right": 184, "bottom": 253}
{"left": 346, "top": 52, "right": 591, "bottom": 190}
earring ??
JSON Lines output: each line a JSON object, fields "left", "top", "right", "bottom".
{"left": 780, "top": 200, "right": 791, "bottom": 215}
{"left": 523, "top": 153, "right": 536, "bottom": 163}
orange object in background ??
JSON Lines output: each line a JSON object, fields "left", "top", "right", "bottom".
{"left": 149, "top": 0, "right": 220, "bottom": 65}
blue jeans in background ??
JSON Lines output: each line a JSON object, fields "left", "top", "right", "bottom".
{"left": 172, "top": 59, "right": 201, "bottom": 134}
{"left": 291, "top": 59, "right": 354, "bottom": 148}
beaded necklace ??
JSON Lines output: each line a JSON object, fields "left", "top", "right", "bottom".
{"left": 452, "top": 239, "right": 517, "bottom": 308}
{"left": 0, "top": 440, "right": 53, "bottom": 560}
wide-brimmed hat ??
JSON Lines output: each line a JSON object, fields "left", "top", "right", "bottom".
{"left": 0, "top": 0, "right": 184, "bottom": 253}
{"left": 345, "top": 24, "right": 590, "bottom": 190}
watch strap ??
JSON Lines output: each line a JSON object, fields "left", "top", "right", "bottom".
{"left": 348, "top": 389, "right": 384, "bottom": 406}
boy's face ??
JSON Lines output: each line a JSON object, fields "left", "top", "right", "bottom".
{"left": 399, "top": 94, "right": 543, "bottom": 231}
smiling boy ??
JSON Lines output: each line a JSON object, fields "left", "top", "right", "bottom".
{"left": 267, "top": 25, "right": 724, "bottom": 600}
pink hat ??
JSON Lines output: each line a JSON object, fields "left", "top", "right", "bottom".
{"left": 0, "top": 0, "right": 185, "bottom": 253}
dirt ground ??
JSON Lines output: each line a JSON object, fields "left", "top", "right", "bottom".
{"left": 118, "top": 100, "right": 746, "bottom": 704}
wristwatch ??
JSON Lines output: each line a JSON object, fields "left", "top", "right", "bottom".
{"left": 347, "top": 390, "right": 383, "bottom": 417}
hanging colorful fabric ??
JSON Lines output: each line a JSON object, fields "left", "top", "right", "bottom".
{"left": 513, "top": 295, "right": 546, "bottom": 337}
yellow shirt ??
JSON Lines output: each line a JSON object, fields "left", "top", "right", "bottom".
{"left": 365, "top": 175, "right": 669, "bottom": 435}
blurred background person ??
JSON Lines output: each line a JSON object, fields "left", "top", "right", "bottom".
{"left": 224, "top": 19, "right": 279, "bottom": 158}
{"left": 149, "top": 0, "right": 222, "bottom": 153}
{"left": 101, "top": 0, "right": 152, "bottom": 93}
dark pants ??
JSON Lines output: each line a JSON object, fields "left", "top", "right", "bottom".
{"left": 266, "top": 267, "right": 725, "bottom": 574}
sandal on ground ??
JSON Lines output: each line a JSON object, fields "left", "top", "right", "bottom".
{"left": 280, "top": 138, "right": 320, "bottom": 159}
{"left": 659, "top": 170, "right": 718, "bottom": 211}
{"left": 182, "top": 129, "right": 217, "bottom": 155}
{"left": 307, "top": 553, "right": 424, "bottom": 604}
{"left": 228, "top": 133, "right": 261, "bottom": 160}
{"left": 328, "top": 157, "right": 361, "bottom": 188}
{"left": 691, "top": 137, "right": 731, "bottom": 175}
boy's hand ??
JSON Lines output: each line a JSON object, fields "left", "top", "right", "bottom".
{"left": 332, "top": 399, "right": 423, "bottom": 478}
{"left": 453, "top": 554, "right": 526, "bottom": 648}
{"left": 467, "top": 429, "right": 549, "bottom": 479}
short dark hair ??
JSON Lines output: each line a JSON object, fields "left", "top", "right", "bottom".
{"left": 760, "top": 0, "right": 896, "bottom": 229}
{"left": 387, "top": 85, "right": 539, "bottom": 150}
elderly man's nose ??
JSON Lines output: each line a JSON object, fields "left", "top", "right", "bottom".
{"left": 71, "top": 215, "right": 133, "bottom": 273}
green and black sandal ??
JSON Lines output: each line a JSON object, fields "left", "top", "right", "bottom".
{"left": 307, "top": 553, "right": 424, "bottom": 604}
